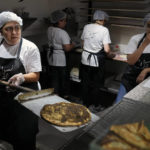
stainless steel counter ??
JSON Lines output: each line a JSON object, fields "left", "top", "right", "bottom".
{"left": 124, "top": 76, "right": 150, "bottom": 104}
{"left": 61, "top": 77, "right": 150, "bottom": 150}
{"left": 20, "top": 95, "right": 99, "bottom": 150}
{"left": 19, "top": 76, "right": 150, "bottom": 150}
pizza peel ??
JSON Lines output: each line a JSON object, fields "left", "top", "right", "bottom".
{"left": 0, "top": 79, "right": 35, "bottom": 92}
{"left": 0, "top": 80, "right": 54, "bottom": 101}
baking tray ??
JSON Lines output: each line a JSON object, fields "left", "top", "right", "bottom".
{"left": 90, "top": 122, "right": 150, "bottom": 150}
{"left": 18, "top": 93, "right": 100, "bottom": 132}
{"left": 89, "top": 99, "right": 150, "bottom": 150}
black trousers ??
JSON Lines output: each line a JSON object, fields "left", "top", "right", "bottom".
{"left": 80, "top": 64, "right": 105, "bottom": 107}
{"left": 0, "top": 92, "right": 38, "bottom": 150}
{"left": 48, "top": 66, "right": 70, "bottom": 97}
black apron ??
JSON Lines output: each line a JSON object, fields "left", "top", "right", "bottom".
{"left": 48, "top": 47, "right": 70, "bottom": 96}
{"left": 84, "top": 48, "right": 106, "bottom": 66}
{"left": 0, "top": 39, "right": 38, "bottom": 150}
{"left": 122, "top": 33, "right": 150, "bottom": 92}
{"left": 80, "top": 48, "right": 106, "bottom": 81}
{"left": 0, "top": 38, "right": 38, "bottom": 91}
{"left": 80, "top": 49, "right": 106, "bottom": 106}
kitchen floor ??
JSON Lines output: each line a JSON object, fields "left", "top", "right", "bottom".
{"left": 69, "top": 80, "right": 116, "bottom": 108}
{"left": 40, "top": 74, "right": 116, "bottom": 110}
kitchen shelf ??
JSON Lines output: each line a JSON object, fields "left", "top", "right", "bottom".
{"left": 22, "top": 18, "right": 37, "bottom": 30}
{"left": 83, "top": 0, "right": 149, "bottom": 2}
{"left": 79, "top": 0, "right": 150, "bottom": 29}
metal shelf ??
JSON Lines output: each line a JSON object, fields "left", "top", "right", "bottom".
{"left": 79, "top": 0, "right": 150, "bottom": 28}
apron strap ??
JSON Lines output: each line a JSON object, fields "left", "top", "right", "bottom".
{"left": 83, "top": 49, "right": 99, "bottom": 66}
{"left": 83, "top": 48, "right": 105, "bottom": 66}
{"left": 17, "top": 38, "right": 23, "bottom": 58}
{"left": 0, "top": 39, "right": 4, "bottom": 45}
{"left": 137, "top": 33, "right": 146, "bottom": 48}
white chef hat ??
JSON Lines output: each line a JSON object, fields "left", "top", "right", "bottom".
{"left": 93, "top": 10, "right": 109, "bottom": 21}
{"left": 50, "top": 10, "right": 66, "bottom": 23}
{"left": 0, "top": 11, "right": 23, "bottom": 28}
{"left": 143, "top": 13, "right": 150, "bottom": 26}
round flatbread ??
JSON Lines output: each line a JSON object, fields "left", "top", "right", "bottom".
{"left": 40, "top": 102, "right": 91, "bottom": 126}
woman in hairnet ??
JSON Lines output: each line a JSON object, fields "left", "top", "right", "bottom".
{"left": 80, "top": 10, "right": 114, "bottom": 111}
{"left": 0, "top": 11, "right": 42, "bottom": 150}
{"left": 47, "top": 10, "right": 75, "bottom": 98}
{"left": 115, "top": 13, "right": 150, "bottom": 103}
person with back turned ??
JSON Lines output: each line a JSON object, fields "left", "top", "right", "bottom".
{"left": 80, "top": 10, "right": 115, "bottom": 112}
{"left": 47, "top": 10, "right": 75, "bottom": 99}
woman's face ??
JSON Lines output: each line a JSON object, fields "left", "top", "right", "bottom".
{"left": 1, "top": 21, "right": 21, "bottom": 45}
{"left": 58, "top": 18, "right": 67, "bottom": 29}
{"left": 146, "top": 21, "right": 150, "bottom": 34}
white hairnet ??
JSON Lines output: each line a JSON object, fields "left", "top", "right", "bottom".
{"left": 93, "top": 10, "right": 109, "bottom": 21}
{"left": 50, "top": 10, "right": 66, "bottom": 23}
{"left": 0, "top": 11, "right": 23, "bottom": 28}
{"left": 143, "top": 13, "right": 150, "bottom": 26}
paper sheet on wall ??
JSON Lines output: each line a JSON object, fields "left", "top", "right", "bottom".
{"left": 143, "top": 79, "right": 150, "bottom": 88}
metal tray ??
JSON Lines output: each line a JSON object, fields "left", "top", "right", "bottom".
{"left": 89, "top": 99, "right": 150, "bottom": 150}
{"left": 19, "top": 93, "right": 100, "bottom": 132}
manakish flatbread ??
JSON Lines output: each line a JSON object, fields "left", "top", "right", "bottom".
{"left": 40, "top": 102, "right": 91, "bottom": 126}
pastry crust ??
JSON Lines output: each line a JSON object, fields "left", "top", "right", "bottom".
{"left": 100, "top": 121, "right": 150, "bottom": 150}
{"left": 40, "top": 102, "right": 91, "bottom": 126}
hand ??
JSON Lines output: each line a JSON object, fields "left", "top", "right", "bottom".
{"left": 136, "top": 69, "right": 148, "bottom": 84}
{"left": 107, "top": 51, "right": 116, "bottom": 59}
{"left": 8, "top": 73, "right": 25, "bottom": 86}
{"left": 72, "top": 41, "right": 81, "bottom": 48}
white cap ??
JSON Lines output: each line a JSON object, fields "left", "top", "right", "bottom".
{"left": 50, "top": 10, "right": 66, "bottom": 23}
{"left": 93, "top": 10, "right": 109, "bottom": 21}
{"left": 0, "top": 11, "right": 23, "bottom": 28}
{"left": 143, "top": 13, "right": 150, "bottom": 26}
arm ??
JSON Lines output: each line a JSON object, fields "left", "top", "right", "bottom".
{"left": 24, "top": 72, "right": 40, "bottom": 82}
{"left": 8, "top": 72, "right": 40, "bottom": 86}
{"left": 8, "top": 42, "right": 42, "bottom": 86}
{"left": 136, "top": 68, "right": 150, "bottom": 83}
{"left": 104, "top": 44, "right": 116, "bottom": 59}
{"left": 127, "top": 33, "right": 150, "bottom": 65}
{"left": 63, "top": 43, "right": 75, "bottom": 52}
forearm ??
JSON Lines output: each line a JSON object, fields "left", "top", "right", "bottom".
{"left": 143, "top": 67, "right": 150, "bottom": 74}
{"left": 104, "top": 44, "right": 110, "bottom": 53}
{"left": 127, "top": 33, "right": 150, "bottom": 65}
{"left": 127, "top": 42, "right": 147, "bottom": 65}
{"left": 103, "top": 44, "right": 116, "bottom": 58}
{"left": 136, "top": 67, "right": 150, "bottom": 83}
{"left": 24, "top": 72, "right": 40, "bottom": 82}
{"left": 63, "top": 43, "right": 75, "bottom": 52}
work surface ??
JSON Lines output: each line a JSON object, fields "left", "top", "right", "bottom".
{"left": 61, "top": 98, "right": 150, "bottom": 150}
{"left": 22, "top": 97, "right": 150, "bottom": 150}
{"left": 21, "top": 95, "right": 99, "bottom": 150}
{"left": 20, "top": 76, "right": 150, "bottom": 150}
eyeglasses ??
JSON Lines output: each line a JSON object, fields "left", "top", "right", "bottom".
{"left": 3, "top": 25, "right": 21, "bottom": 33}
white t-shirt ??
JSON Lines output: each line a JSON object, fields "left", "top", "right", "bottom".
{"left": 124, "top": 33, "right": 150, "bottom": 54}
{"left": 81, "top": 23, "right": 111, "bottom": 67}
{"left": 0, "top": 38, "right": 42, "bottom": 73}
{"left": 47, "top": 26, "right": 71, "bottom": 66}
